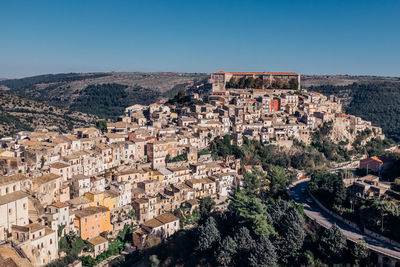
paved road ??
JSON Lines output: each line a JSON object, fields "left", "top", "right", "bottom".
{"left": 290, "top": 180, "right": 400, "bottom": 260}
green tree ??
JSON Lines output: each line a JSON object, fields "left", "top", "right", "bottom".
{"left": 318, "top": 224, "right": 346, "bottom": 263}
{"left": 232, "top": 227, "right": 256, "bottom": 266}
{"left": 267, "top": 200, "right": 305, "bottom": 262}
{"left": 352, "top": 240, "right": 369, "bottom": 266}
{"left": 248, "top": 235, "right": 277, "bottom": 267}
{"left": 95, "top": 120, "right": 108, "bottom": 133}
{"left": 372, "top": 199, "right": 399, "bottom": 232}
{"left": 199, "top": 196, "right": 216, "bottom": 221}
{"left": 309, "top": 172, "right": 346, "bottom": 209}
{"left": 40, "top": 156, "right": 45, "bottom": 169}
{"left": 243, "top": 168, "right": 267, "bottom": 193}
{"left": 195, "top": 216, "right": 221, "bottom": 251}
{"left": 229, "top": 189, "right": 276, "bottom": 237}
{"left": 267, "top": 165, "right": 290, "bottom": 197}
{"left": 289, "top": 78, "right": 299, "bottom": 90}
{"left": 215, "top": 236, "right": 237, "bottom": 267}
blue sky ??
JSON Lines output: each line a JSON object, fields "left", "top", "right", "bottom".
{"left": 0, "top": 0, "right": 399, "bottom": 78}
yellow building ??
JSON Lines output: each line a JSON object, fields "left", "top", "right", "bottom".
{"left": 143, "top": 168, "right": 163, "bottom": 182}
{"left": 85, "top": 190, "right": 118, "bottom": 211}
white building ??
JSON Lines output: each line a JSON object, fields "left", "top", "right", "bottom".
{"left": 72, "top": 175, "right": 91, "bottom": 197}
{"left": 0, "top": 191, "right": 30, "bottom": 240}
{"left": 12, "top": 223, "right": 58, "bottom": 266}
{"left": 110, "top": 182, "right": 132, "bottom": 207}
{"left": 44, "top": 202, "right": 73, "bottom": 235}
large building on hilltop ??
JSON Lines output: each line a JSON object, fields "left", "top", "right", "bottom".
{"left": 210, "top": 71, "right": 301, "bottom": 91}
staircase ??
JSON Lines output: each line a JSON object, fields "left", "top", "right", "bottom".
{"left": 28, "top": 196, "right": 44, "bottom": 223}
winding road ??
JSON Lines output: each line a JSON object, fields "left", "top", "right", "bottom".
{"left": 290, "top": 179, "right": 400, "bottom": 261}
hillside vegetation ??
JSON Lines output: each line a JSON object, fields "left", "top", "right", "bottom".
{"left": 0, "top": 72, "right": 208, "bottom": 119}
{"left": 0, "top": 91, "right": 97, "bottom": 137}
{"left": 304, "top": 76, "right": 400, "bottom": 142}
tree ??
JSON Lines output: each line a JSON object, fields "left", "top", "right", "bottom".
{"left": 267, "top": 165, "right": 289, "bottom": 197}
{"left": 229, "top": 189, "right": 276, "bottom": 237}
{"left": 289, "top": 78, "right": 299, "bottom": 90}
{"left": 233, "top": 227, "right": 256, "bottom": 251}
{"left": 59, "top": 233, "right": 87, "bottom": 257}
{"left": 372, "top": 199, "right": 399, "bottom": 232}
{"left": 242, "top": 168, "right": 267, "bottom": 193}
{"left": 40, "top": 156, "right": 45, "bottom": 169}
{"left": 352, "top": 240, "right": 369, "bottom": 266}
{"left": 248, "top": 235, "right": 277, "bottom": 267}
{"left": 238, "top": 77, "right": 246, "bottom": 88}
{"left": 215, "top": 236, "right": 237, "bottom": 267}
{"left": 318, "top": 224, "right": 346, "bottom": 263}
{"left": 232, "top": 227, "right": 256, "bottom": 266}
{"left": 95, "top": 120, "right": 107, "bottom": 133}
{"left": 149, "top": 254, "right": 160, "bottom": 267}
{"left": 267, "top": 200, "right": 305, "bottom": 262}
{"left": 119, "top": 224, "right": 135, "bottom": 242}
{"left": 199, "top": 196, "right": 216, "bottom": 221}
{"left": 309, "top": 172, "right": 346, "bottom": 209}
{"left": 195, "top": 216, "right": 221, "bottom": 251}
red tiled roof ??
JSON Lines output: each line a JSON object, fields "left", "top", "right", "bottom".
{"left": 215, "top": 71, "right": 299, "bottom": 75}
{"left": 370, "top": 156, "right": 383, "bottom": 163}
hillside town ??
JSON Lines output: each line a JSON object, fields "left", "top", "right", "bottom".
{"left": 0, "top": 71, "right": 386, "bottom": 266}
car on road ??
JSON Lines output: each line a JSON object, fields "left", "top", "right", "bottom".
{"left": 294, "top": 194, "right": 300, "bottom": 201}
{"left": 306, "top": 198, "right": 313, "bottom": 203}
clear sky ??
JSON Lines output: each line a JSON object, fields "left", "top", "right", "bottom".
{"left": 0, "top": 0, "right": 399, "bottom": 78}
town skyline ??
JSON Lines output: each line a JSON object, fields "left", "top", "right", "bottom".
{"left": 1, "top": 0, "right": 400, "bottom": 78}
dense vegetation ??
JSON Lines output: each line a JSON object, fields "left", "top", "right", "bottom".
{"left": 208, "top": 130, "right": 391, "bottom": 175}
{"left": 46, "top": 225, "right": 135, "bottom": 267}
{"left": 309, "top": 172, "right": 346, "bottom": 210}
{"left": 70, "top": 83, "right": 161, "bottom": 119}
{"left": 0, "top": 91, "right": 96, "bottom": 137}
{"left": 0, "top": 73, "right": 111, "bottom": 91}
{"left": 226, "top": 77, "right": 298, "bottom": 89}
{"left": 309, "top": 82, "right": 400, "bottom": 141}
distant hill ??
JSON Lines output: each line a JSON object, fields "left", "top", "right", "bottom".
{"left": 303, "top": 75, "right": 400, "bottom": 142}
{"left": 0, "top": 90, "right": 98, "bottom": 137}
{"left": 0, "top": 72, "right": 208, "bottom": 119}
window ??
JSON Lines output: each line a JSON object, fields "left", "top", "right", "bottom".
{"left": 8, "top": 208, "right": 12, "bottom": 215}
{"left": 92, "top": 226, "right": 94, "bottom": 230}
{"left": 50, "top": 239, "right": 52, "bottom": 244}
{"left": 23, "top": 203, "right": 27, "bottom": 210}
{"left": 13, "top": 185, "right": 16, "bottom": 191}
